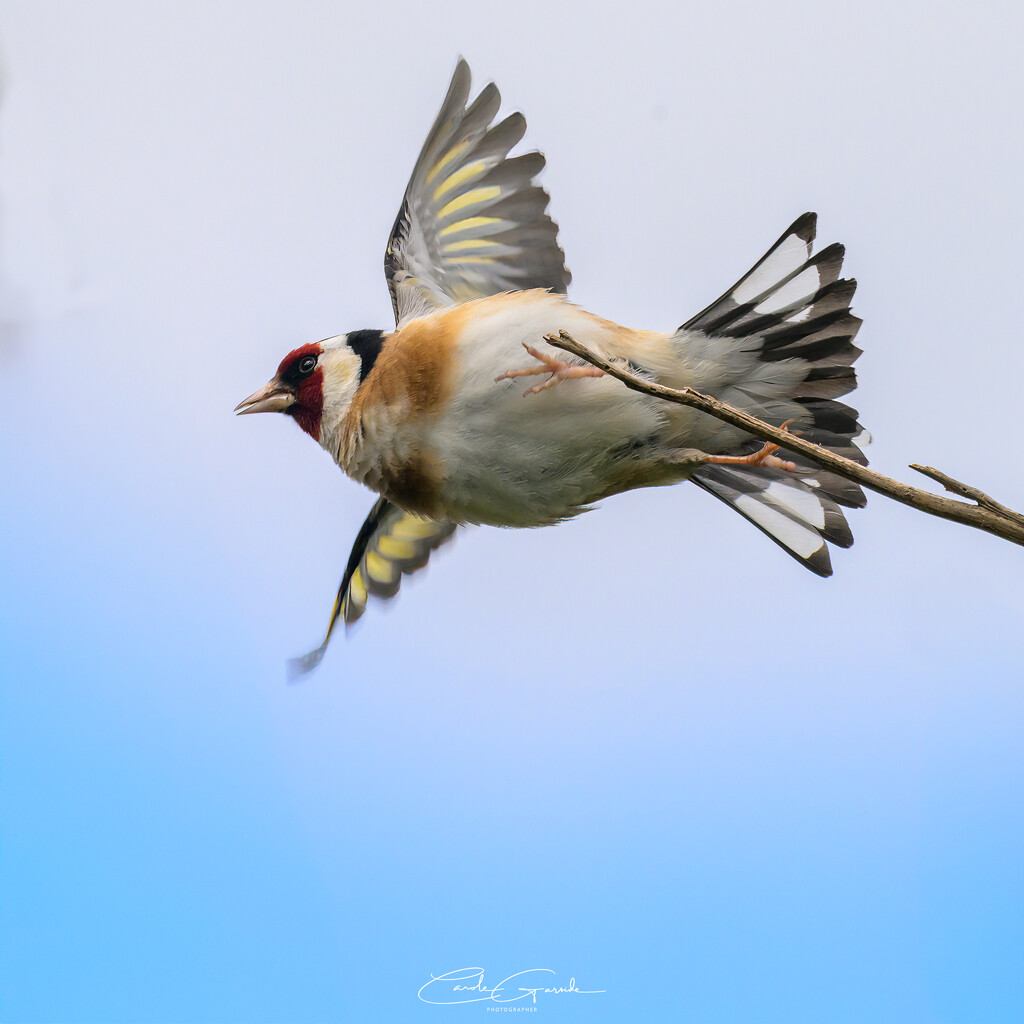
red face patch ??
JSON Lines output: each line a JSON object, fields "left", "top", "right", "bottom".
{"left": 277, "top": 342, "right": 324, "bottom": 441}
{"left": 276, "top": 342, "right": 321, "bottom": 378}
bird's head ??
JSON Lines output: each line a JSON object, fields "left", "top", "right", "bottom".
{"left": 235, "top": 330, "right": 385, "bottom": 443}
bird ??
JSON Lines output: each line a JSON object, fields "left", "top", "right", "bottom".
{"left": 236, "top": 59, "right": 867, "bottom": 674}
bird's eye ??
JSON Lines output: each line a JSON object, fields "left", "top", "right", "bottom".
{"left": 297, "top": 354, "right": 318, "bottom": 376}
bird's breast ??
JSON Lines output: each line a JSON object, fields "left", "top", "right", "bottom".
{"left": 337, "top": 313, "right": 460, "bottom": 518}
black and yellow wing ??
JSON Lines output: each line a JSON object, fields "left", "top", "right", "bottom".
{"left": 289, "top": 500, "right": 457, "bottom": 677}
{"left": 385, "top": 59, "right": 570, "bottom": 326}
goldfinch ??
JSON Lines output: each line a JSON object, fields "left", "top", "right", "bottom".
{"left": 236, "top": 59, "right": 867, "bottom": 673}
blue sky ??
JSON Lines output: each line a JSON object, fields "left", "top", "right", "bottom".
{"left": 3, "top": 1, "right": 1023, "bottom": 1021}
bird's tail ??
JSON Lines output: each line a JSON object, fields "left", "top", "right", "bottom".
{"left": 681, "top": 213, "right": 868, "bottom": 576}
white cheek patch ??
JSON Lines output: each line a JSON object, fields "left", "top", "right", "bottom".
{"left": 316, "top": 346, "right": 363, "bottom": 452}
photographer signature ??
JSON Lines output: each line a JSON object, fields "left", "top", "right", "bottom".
{"left": 418, "top": 967, "right": 605, "bottom": 1005}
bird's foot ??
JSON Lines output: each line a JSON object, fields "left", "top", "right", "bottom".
{"left": 495, "top": 343, "right": 606, "bottom": 396}
{"left": 702, "top": 420, "right": 798, "bottom": 472}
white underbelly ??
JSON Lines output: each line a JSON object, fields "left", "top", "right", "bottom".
{"left": 426, "top": 294, "right": 669, "bottom": 525}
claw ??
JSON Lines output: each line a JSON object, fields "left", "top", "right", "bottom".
{"left": 703, "top": 419, "right": 798, "bottom": 472}
{"left": 495, "top": 343, "right": 606, "bottom": 397}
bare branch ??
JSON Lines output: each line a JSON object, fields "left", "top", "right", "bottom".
{"left": 908, "top": 465, "right": 1024, "bottom": 526}
{"left": 545, "top": 330, "right": 1024, "bottom": 548}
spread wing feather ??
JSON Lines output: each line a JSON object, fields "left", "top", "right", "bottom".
{"left": 385, "top": 59, "right": 570, "bottom": 326}
{"left": 289, "top": 500, "right": 456, "bottom": 676}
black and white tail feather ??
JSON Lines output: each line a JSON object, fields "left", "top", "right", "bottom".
{"left": 686, "top": 213, "right": 867, "bottom": 577}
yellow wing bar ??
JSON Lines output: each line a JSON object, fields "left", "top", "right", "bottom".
{"left": 289, "top": 500, "right": 457, "bottom": 677}
{"left": 385, "top": 59, "right": 570, "bottom": 327}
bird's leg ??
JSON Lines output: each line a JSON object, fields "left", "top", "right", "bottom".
{"left": 495, "top": 343, "right": 606, "bottom": 397}
{"left": 701, "top": 420, "right": 798, "bottom": 472}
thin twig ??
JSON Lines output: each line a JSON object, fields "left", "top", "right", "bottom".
{"left": 908, "top": 465, "right": 1024, "bottom": 526}
{"left": 545, "top": 330, "right": 1024, "bottom": 548}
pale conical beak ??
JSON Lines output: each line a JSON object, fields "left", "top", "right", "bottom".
{"left": 234, "top": 380, "right": 295, "bottom": 415}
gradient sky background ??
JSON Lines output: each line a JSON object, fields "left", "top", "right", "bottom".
{"left": 3, "top": 2, "right": 1023, "bottom": 1021}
